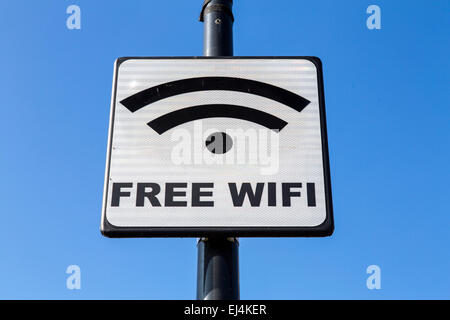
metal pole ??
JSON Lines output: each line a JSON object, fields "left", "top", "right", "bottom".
{"left": 197, "top": 0, "right": 239, "bottom": 300}
{"left": 197, "top": 237, "right": 239, "bottom": 300}
{"left": 200, "top": 0, "right": 234, "bottom": 56}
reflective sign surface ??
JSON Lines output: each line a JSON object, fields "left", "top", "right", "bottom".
{"left": 101, "top": 57, "right": 333, "bottom": 237}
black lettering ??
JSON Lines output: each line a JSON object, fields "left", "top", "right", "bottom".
{"left": 192, "top": 183, "right": 214, "bottom": 207}
{"left": 268, "top": 182, "right": 276, "bottom": 206}
{"left": 282, "top": 183, "right": 302, "bottom": 207}
{"left": 136, "top": 183, "right": 161, "bottom": 207}
{"left": 307, "top": 183, "right": 316, "bottom": 207}
{"left": 228, "top": 183, "right": 264, "bottom": 207}
{"left": 111, "top": 183, "right": 133, "bottom": 207}
{"left": 165, "top": 183, "right": 188, "bottom": 207}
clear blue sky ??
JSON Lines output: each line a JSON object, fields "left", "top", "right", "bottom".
{"left": 0, "top": 0, "right": 448, "bottom": 299}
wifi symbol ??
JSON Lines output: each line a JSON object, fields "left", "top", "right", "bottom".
{"left": 120, "top": 77, "right": 310, "bottom": 154}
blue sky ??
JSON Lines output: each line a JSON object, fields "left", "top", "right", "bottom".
{"left": 0, "top": 0, "right": 448, "bottom": 299}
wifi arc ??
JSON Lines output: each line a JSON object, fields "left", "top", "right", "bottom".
{"left": 120, "top": 76, "right": 311, "bottom": 153}
{"left": 120, "top": 76, "right": 311, "bottom": 114}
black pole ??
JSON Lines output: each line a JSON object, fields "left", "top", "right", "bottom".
{"left": 200, "top": 0, "right": 234, "bottom": 56}
{"left": 197, "top": 0, "right": 239, "bottom": 300}
{"left": 197, "top": 237, "right": 239, "bottom": 300}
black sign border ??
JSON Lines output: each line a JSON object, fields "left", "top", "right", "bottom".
{"left": 101, "top": 56, "right": 334, "bottom": 238}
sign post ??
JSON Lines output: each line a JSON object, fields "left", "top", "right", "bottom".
{"left": 100, "top": 0, "right": 334, "bottom": 301}
{"left": 197, "top": 0, "right": 239, "bottom": 301}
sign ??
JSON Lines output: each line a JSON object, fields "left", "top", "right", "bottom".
{"left": 101, "top": 57, "right": 333, "bottom": 237}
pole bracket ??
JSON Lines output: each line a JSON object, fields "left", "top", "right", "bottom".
{"left": 199, "top": 0, "right": 234, "bottom": 22}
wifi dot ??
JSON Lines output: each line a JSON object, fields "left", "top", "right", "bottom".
{"left": 205, "top": 132, "right": 233, "bottom": 154}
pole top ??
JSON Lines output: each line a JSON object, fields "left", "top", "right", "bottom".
{"left": 199, "top": 0, "right": 234, "bottom": 22}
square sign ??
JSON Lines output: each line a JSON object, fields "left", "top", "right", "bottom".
{"left": 101, "top": 57, "right": 333, "bottom": 237}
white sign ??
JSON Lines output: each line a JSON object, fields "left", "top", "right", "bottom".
{"left": 101, "top": 57, "right": 333, "bottom": 237}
